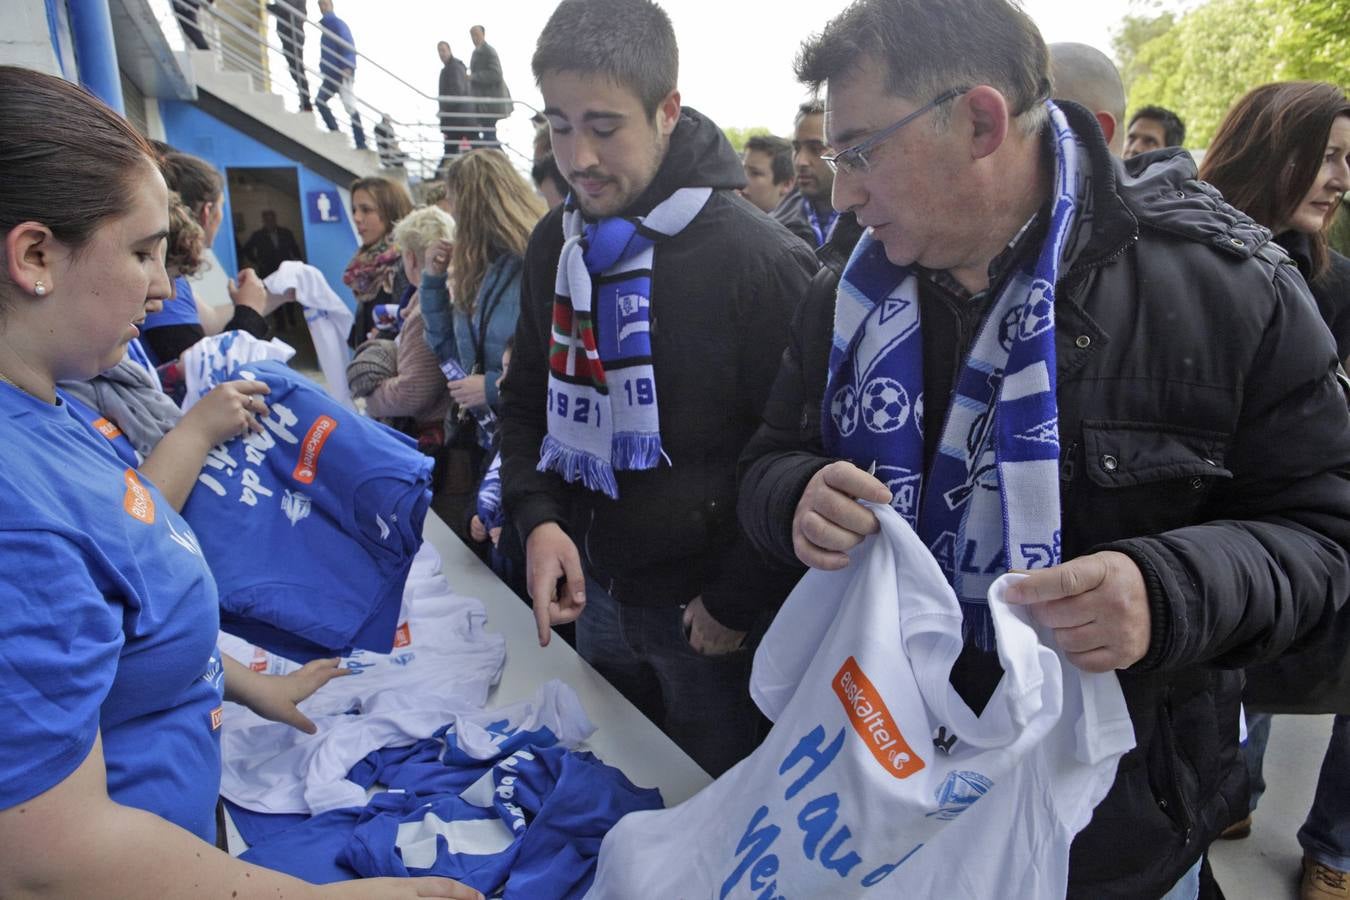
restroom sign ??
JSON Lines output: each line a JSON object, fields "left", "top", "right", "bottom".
{"left": 306, "top": 189, "right": 342, "bottom": 224}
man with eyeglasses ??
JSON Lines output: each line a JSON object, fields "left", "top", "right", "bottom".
{"left": 738, "top": 0, "right": 1350, "bottom": 897}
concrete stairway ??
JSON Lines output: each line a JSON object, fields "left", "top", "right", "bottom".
{"left": 186, "top": 48, "right": 382, "bottom": 181}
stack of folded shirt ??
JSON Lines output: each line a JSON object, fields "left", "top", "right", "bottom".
{"left": 183, "top": 360, "right": 433, "bottom": 660}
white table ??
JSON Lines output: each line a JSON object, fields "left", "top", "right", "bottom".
{"left": 226, "top": 512, "right": 711, "bottom": 853}
{"left": 420, "top": 511, "right": 713, "bottom": 805}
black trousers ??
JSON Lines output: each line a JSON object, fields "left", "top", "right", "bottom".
{"left": 276, "top": 13, "right": 309, "bottom": 106}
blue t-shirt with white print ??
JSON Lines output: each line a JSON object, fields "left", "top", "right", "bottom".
{"left": 241, "top": 743, "right": 661, "bottom": 898}
{"left": 0, "top": 383, "right": 224, "bottom": 841}
{"left": 342, "top": 745, "right": 663, "bottom": 898}
{"left": 181, "top": 360, "right": 434, "bottom": 660}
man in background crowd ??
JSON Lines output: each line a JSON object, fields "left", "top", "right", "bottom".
{"left": 1049, "top": 41, "right": 1126, "bottom": 156}
{"left": 772, "top": 100, "right": 837, "bottom": 247}
{"left": 437, "top": 41, "right": 473, "bottom": 164}
{"left": 315, "top": 0, "right": 364, "bottom": 150}
{"left": 267, "top": 0, "right": 311, "bottom": 112}
{"left": 739, "top": 134, "right": 794, "bottom": 214}
{"left": 241, "top": 210, "right": 303, "bottom": 278}
{"left": 1124, "top": 104, "right": 1187, "bottom": 158}
{"left": 469, "top": 25, "right": 512, "bottom": 148}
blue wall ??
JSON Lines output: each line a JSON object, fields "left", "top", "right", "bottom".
{"left": 158, "top": 100, "right": 360, "bottom": 311}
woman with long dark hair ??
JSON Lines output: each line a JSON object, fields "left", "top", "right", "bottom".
{"left": 1200, "top": 81, "right": 1350, "bottom": 363}
{"left": 1199, "top": 81, "right": 1350, "bottom": 897}
{"left": 0, "top": 65, "right": 476, "bottom": 900}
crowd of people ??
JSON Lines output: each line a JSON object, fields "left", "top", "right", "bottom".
{"left": 4, "top": 0, "right": 1350, "bottom": 896}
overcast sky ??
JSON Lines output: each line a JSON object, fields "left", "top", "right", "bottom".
{"left": 300, "top": 0, "right": 1142, "bottom": 165}
{"left": 157, "top": 0, "right": 1153, "bottom": 169}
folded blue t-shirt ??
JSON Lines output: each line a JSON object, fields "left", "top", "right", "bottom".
{"left": 182, "top": 361, "right": 433, "bottom": 660}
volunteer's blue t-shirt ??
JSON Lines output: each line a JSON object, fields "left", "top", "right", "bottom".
{"left": 142, "top": 276, "right": 202, "bottom": 366}
{"left": 0, "top": 383, "right": 224, "bottom": 841}
{"left": 181, "top": 360, "right": 434, "bottom": 660}
{"left": 58, "top": 389, "right": 141, "bottom": 468}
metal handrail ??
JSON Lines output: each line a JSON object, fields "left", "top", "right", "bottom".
{"left": 171, "top": 0, "right": 536, "bottom": 179}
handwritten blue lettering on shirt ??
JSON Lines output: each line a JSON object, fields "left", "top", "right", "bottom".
{"left": 720, "top": 725, "right": 924, "bottom": 898}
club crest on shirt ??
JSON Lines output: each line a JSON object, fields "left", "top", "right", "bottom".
{"left": 281, "top": 489, "right": 312, "bottom": 526}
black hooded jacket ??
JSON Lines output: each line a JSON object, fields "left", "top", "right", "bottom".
{"left": 737, "top": 102, "right": 1350, "bottom": 898}
{"left": 1276, "top": 230, "right": 1350, "bottom": 360}
{"left": 499, "top": 107, "right": 818, "bottom": 630}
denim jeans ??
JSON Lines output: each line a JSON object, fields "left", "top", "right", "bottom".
{"left": 1242, "top": 712, "right": 1350, "bottom": 870}
{"left": 575, "top": 576, "right": 760, "bottom": 777}
{"left": 315, "top": 73, "right": 365, "bottom": 149}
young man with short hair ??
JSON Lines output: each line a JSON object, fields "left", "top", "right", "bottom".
{"left": 499, "top": 0, "right": 817, "bottom": 776}
{"left": 739, "top": 134, "right": 793, "bottom": 214}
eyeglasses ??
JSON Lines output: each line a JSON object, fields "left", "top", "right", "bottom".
{"left": 821, "top": 87, "right": 971, "bottom": 175}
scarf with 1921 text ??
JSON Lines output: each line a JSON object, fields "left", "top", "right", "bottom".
{"left": 538, "top": 188, "right": 711, "bottom": 498}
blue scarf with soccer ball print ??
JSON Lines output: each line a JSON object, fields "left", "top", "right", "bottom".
{"left": 821, "top": 101, "right": 1089, "bottom": 650}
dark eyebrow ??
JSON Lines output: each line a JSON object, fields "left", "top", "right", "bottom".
{"left": 542, "top": 107, "right": 626, "bottom": 123}
{"left": 136, "top": 229, "right": 170, "bottom": 246}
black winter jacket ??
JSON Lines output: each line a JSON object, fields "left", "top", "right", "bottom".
{"left": 770, "top": 189, "right": 820, "bottom": 250}
{"left": 737, "top": 102, "right": 1350, "bottom": 898}
{"left": 437, "top": 57, "right": 469, "bottom": 129}
{"left": 1277, "top": 231, "right": 1350, "bottom": 361}
{"left": 499, "top": 108, "right": 818, "bottom": 630}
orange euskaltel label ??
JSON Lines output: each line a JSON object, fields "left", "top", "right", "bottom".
{"left": 93, "top": 417, "right": 123, "bottom": 440}
{"left": 833, "top": 656, "right": 925, "bottom": 779}
{"left": 292, "top": 415, "right": 338, "bottom": 485}
{"left": 122, "top": 469, "right": 155, "bottom": 524}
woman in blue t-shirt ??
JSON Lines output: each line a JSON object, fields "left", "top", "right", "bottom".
{"left": 0, "top": 67, "right": 480, "bottom": 900}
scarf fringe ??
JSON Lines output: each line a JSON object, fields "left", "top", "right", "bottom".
{"left": 538, "top": 434, "right": 619, "bottom": 499}
{"left": 610, "top": 433, "right": 665, "bottom": 471}
{"left": 958, "top": 601, "right": 996, "bottom": 653}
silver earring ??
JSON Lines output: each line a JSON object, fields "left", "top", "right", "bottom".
{"left": 33, "top": 281, "right": 47, "bottom": 296}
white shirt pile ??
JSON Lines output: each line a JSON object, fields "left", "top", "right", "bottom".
{"left": 588, "top": 503, "right": 1135, "bottom": 900}
{"left": 180, "top": 331, "right": 295, "bottom": 411}
{"left": 217, "top": 545, "right": 599, "bottom": 817}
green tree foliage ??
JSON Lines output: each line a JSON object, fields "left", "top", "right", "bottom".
{"left": 1112, "top": 0, "right": 1350, "bottom": 147}
{"left": 1330, "top": 203, "right": 1350, "bottom": 257}
{"left": 722, "top": 126, "right": 772, "bottom": 154}
{"left": 1275, "top": 0, "right": 1350, "bottom": 88}
{"left": 1114, "top": 10, "right": 1177, "bottom": 89}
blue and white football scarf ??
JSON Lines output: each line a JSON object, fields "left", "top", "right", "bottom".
{"left": 821, "top": 101, "right": 1091, "bottom": 650}
{"left": 476, "top": 451, "right": 505, "bottom": 532}
{"left": 439, "top": 355, "right": 499, "bottom": 450}
{"left": 803, "top": 196, "right": 839, "bottom": 248}
{"left": 538, "top": 188, "right": 711, "bottom": 498}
